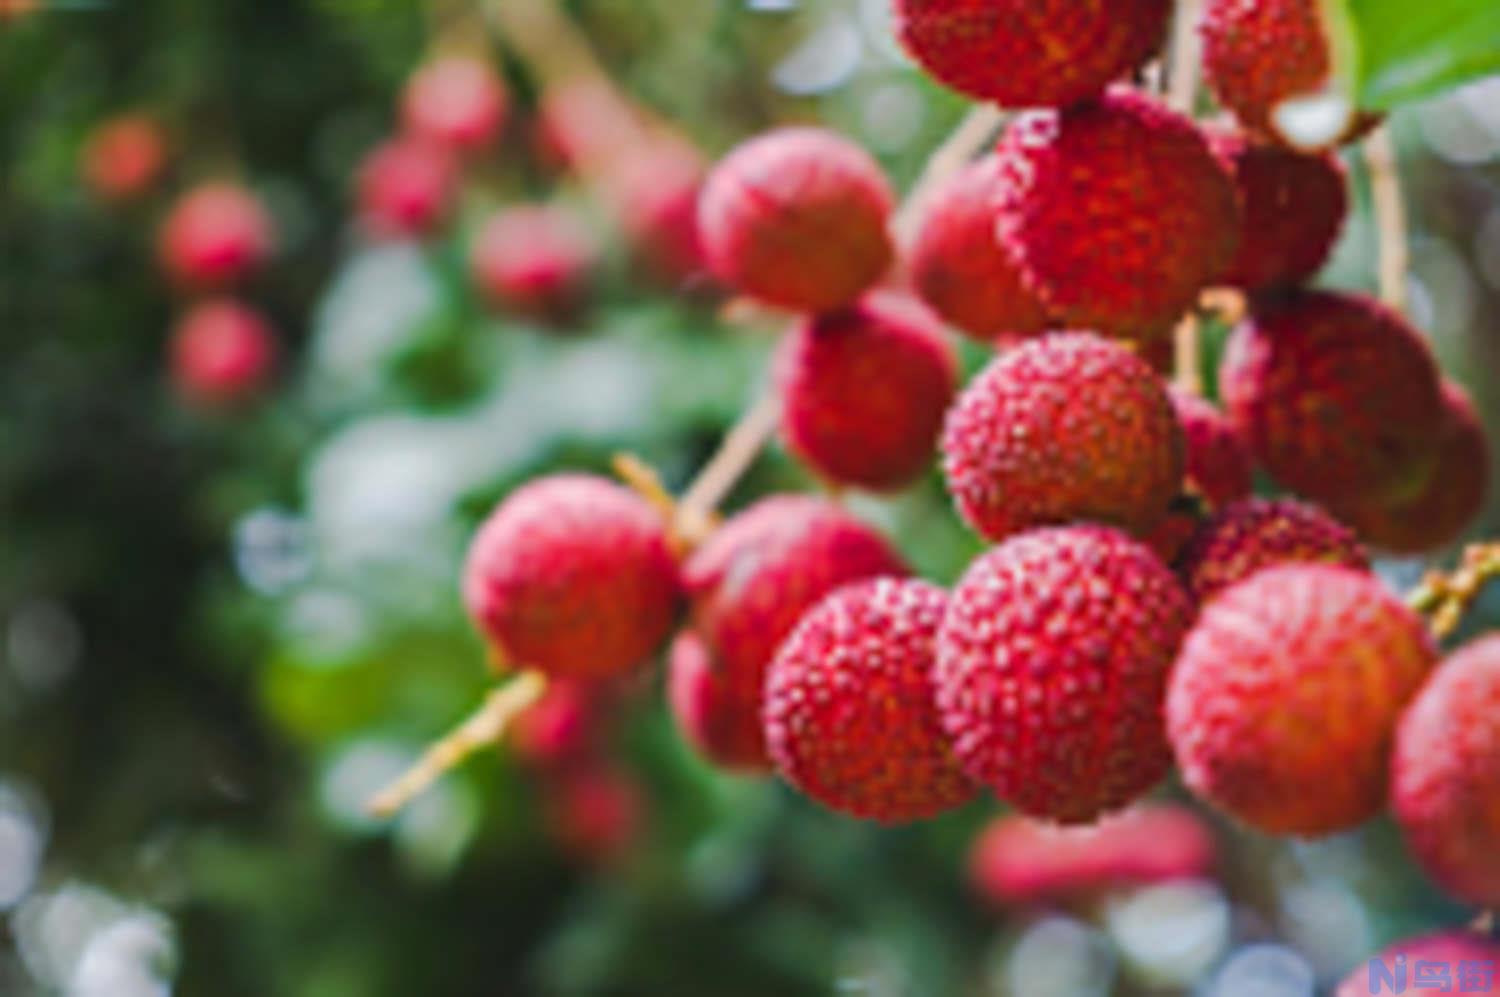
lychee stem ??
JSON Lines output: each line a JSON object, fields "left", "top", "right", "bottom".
{"left": 1363, "top": 124, "right": 1410, "bottom": 313}
{"left": 1407, "top": 542, "right": 1500, "bottom": 640}
{"left": 675, "top": 392, "right": 781, "bottom": 545}
{"left": 612, "top": 452, "right": 680, "bottom": 524}
{"left": 1200, "top": 287, "right": 1248, "bottom": 325}
{"left": 1165, "top": 0, "right": 1202, "bottom": 113}
{"left": 1173, "top": 313, "right": 1204, "bottom": 395}
{"left": 365, "top": 670, "right": 548, "bottom": 819}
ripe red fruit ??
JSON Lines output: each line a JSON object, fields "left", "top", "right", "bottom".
{"left": 907, "top": 155, "right": 1051, "bottom": 341}
{"left": 679, "top": 496, "right": 907, "bottom": 769}
{"left": 169, "top": 299, "right": 278, "bottom": 406}
{"left": 1219, "top": 289, "right": 1445, "bottom": 504}
{"left": 893, "top": 0, "right": 1169, "bottom": 109}
{"left": 462, "top": 475, "right": 680, "bottom": 681}
{"left": 995, "top": 88, "right": 1241, "bottom": 339}
{"left": 1177, "top": 497, "right": 1369, "bottom": 602}
{"left": 968, "top": 804, "right": 1217, "bottom": 907}
{"left": 600, "top": 139, "right": 710, "bottom": 289}
{"left": 942, "top": 332, "right": 1183, "bottom": 543}
{"left": 1336, "top": 382, "right": 1491, "bottom": 555}
{"left": 935, "top": 526, "right": 1193, "bottom": 824}
{"left": 1391, "top": 635, "right": 1500, "bottom": 909}
{"left": 777, "top": 293, "right": 957, "bottom": 491}
{"left": 697, "top": 128, "right": 895, "bottom": 312}
{"left": 1334, "top": 932, "right": 1500, "bottom": 997}
{"left": 510, "top": 679, "right": 602, "bottom": 771}
{"left": 667, "top": 630, "right": 762, "bottom": 770}
{"left": 1170, "top": 388, "right": 1254, "bottom": 510}
{"left": 81, "top": 114, "right": 168, "bottom": 201}
{"left": 1168, "top": 564, "right": 1435, "bottom": 836}
{"left": 401, "top": 56, "right": 508, "bottom": 155}
{"left": 764, "top": 578, "right": 975, "bottom": 822}
{"left": 470, "top": 205, "right": 597, "bottom": 323}
{"left": 356, "top": 137, "right": 456, "bottom": 239}
{"left": 545, "top": 763, "right": 644, "bottom": 864}
{"left": 1207, "top": 128, "right": 1347, "bottom": 293}
{"left": 158, "top": 183, "right": 274, "bottom": 290}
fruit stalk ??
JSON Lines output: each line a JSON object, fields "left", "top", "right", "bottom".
{"left": 891, "top": 104, "right": 1007, "bottom": 245}
{"left": 1363, "top": 124, "right": 1410, "bottom": 312}
{"left": 1407, "top": 542, "right": 1500, "bottom": 639}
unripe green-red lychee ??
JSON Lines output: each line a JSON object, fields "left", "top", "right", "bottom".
{"left": 777, "top": 293, "right": 957, "bottom": 491}
{"left": 907, "top": 155, "right": 1050, "bottom": 341}
{"left": 356, "top": 137, "right": 457, "bottom": 239}
{"left": 892, "top": 0, "right": 1170, "bottom": 109}
{"left": 1167, "top": 564, "right": 1435, "bottom": 836}
{"left": 1177, "top": 497, "right": 1368, "bottom": 602}
{"left": 470, "top": 204, "right": 597, "bottom": 324}
{"left": 169, "top": 299, "right": 278, "bottom": 407}
{"left": 1207, "top": 128, "right": 1347, "bottom": 292}
{"left": 1391, "top": 634, "right": 1500, "bottom": 909}
{"left": 942, "top": 332, "right": 1183, "bottom": 543}
{"left": 679, "top": 496, "right": 907, "bottom": 770}
{"left": 935, "top": 525, "right": 1193, "bottom": 824}
{"left": 1334, "top": 931, "right": 1500, "bottom": 997}
{"left": 463, "top": 474, "right": 680, "bottom": 681}
{"left": 995, "top": 88, "right": 1241, "bottom": 339}
{"left": 401, "top": 56, "right": 509, "bottom": 156}
{"left": 158, "top": 183, "right": 275, "bottom": 290}
{"left": 764, "top": 578, "right": 975, "bottom": 822}
{"left": 697, "top": 128, "right": 895, "bottom": 312}
{"left": 1219, "top": 289, "right": 1445, "bottom": 504}
{"left": 1170, "top": 388, "right": 1254, "bottom": 510}
{"left": 82, "top": 114, "right": 168, "bottom": 202}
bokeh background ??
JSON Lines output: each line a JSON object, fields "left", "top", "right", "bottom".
{"left": 3, "top": 1, "right": 1500, "bottom": 994}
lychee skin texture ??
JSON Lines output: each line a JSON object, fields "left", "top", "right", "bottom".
{"left": 764, "top": 579, "right": 975, "bottom": 822}
{"left": 942, "top": 332, "right": 1183, "bottom": 543}
{"left": 996, "top": 89, "right": 1241, "bottom": 339}
{"left": 1219, "top": 289, "right": 1445, "bottom": 504}
{"left": 356, "top": 138, "right": 456, "bottom": 239}
{"left": 935, "top": 526, "right": 1193, "bottom": 824}
{"left": 1177, "top": 497, "right": 1368, "bottom": 602}
{"left": 1207, "top": 128, "right": 1347, "bottom": 293}
{"left": 1170, "top": 388, "right": 1254, "bottom": 510}
{"left": 169, "top": 299, "right": 278, "bottom": 406}
{"left": 697, "top": 128, "right": 895, "bottom": 312}
{"left": 158, "top": 183, "right": 274, "bottom": 290}
{"left": 667, "top": 630, "right": 767, "bottom": 771}
{"left": 908, "top": 155, "right": 1051, "bottom": 341}
{"left": 892, "top": 0, "right": 1170, "bottom": 109}
{"left": 1334, "top": 932, "right": 1500, "bottom": 997}
{"left": 462, "top": 475, "right": 680, "bottom": 681}
{"left": 82, "top": 114, "right": 168, "bottom": 202}
{"left": 1392, "top": 635, "right": 1500, "bottom": 909}
{"left": 401, "top": 57, "right": 508, "bottom": 155}
{"left": 1336, "top": 382, "right": 1491, "bottom": 555}
{"left": 470, "top": 205, "right": 597, "bottom": 323}
{"left": 681, "top": 496, "right": 907, "bottom": 769}
{"left": 778, "top": 293, "right": 957, "bottom": 492}
{"left": 1168, "top": 564, "right": 1436, "bottom": 836}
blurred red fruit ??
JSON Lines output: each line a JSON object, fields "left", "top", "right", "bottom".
{"left": 356, "top": 137, "right": 456, "bottom": 239}
{"left": 169, "top": 299, "right": 278, "bottom": 407}
{"left": 470, "top": 205, "right": 597, "bottom": 324}
{"left": 601, "top": 139, "right": 711, "bottom": 289}
{"left": 667, "top": 630, "right": 760, "bottom": 771}
{"left": 546, "top": 764, "right": 643, "bottom": 865}
{"left": 510, "top": 679, "right": 602, "bottom": 771}
{"left": 81, "top": 114, "right": 169, "bottom": 201}
{"left": 158, "top": 183, "right": 274, "bottom": 290}
{"left": 401, "top": 56, "right": 508, "bottom": 155}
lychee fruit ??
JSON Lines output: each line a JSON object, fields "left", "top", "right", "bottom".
{"left": 169, "top": 299, "right": 278, "bottom": 407}
{"left": 1170, "top": 388, "right": 1254, "bottom": 510}
{"left": 1334, "top": 931, "right": 1500, "bottom": 997}
{"left": 1219, "top": 289, "right": 1445, "bottom": 504}
{"left": 777, "top": 293, "right": 957, "bottom": 491}
{"left": 1207, "top": 127, "right": 1347, "bottom": 293}
{"left": 942, "top": 332, "right": 1183, "bottom": 543}
{"left": 892, "top": 0, "right": 1170, "bottom": 109}
{"left": 764, "top": 578, "right": 975, "bottom": 822}
{"left": 935, "top": 525, "right": 1193, "bottom": 824}
{"left": 462, "top": 474, "right": 680, "bottom": 681}
{"left": 1167, "top": 563, "right": 1436, "bottom": 836}
{"left": 1141, "top": 495, "right": 1211, "bottom": 568}
{"left": 995, "top": 88, "right": 1241, "bottom": 339}
{"left": 401, "top": 56, "right": 509, "bottom": 156}
{"left": 697, "top": 127, "right": 895, "bottom": 312}
{"left": 545, "top": 762, "right": 644, "bottom": 865}
{"left": 356, "top": 137, "right": 456, "bottom": 239}
{"left": 81, "top": 114, "right": 168, "bottom": 202}
{"left": 510, "top": 678, "right": 604, "bottom": 771}
{"left": 158, "top": 183, "right": 274, "bottom": 290}
{"left": 679, "top": 496, "right": 907, "bottom": 769}
{"left": 1391, "top": 634, "right": 1500, "bottom": 909}
{"left": 599, "top": 138, "right": 711, "bottom": 290}
{"left": 470, "top": 205, "right": 597, "bottom": 324}
{"left": 667, "top": 629, "right": 763, "bottom": 771}
{"left": 907, "top": 154, "right": 1051, "bottom": 341}
{"left": 1177, "top": 497, "right": 1369, "bottom": 602}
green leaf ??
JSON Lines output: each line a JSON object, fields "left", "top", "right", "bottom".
{"left": 1322, "top": 0, "right": 1500, "bottom": 109}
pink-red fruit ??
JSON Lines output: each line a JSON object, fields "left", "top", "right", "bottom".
{"left": 600, "top": 139, "right": 710, "bottom": 289}
{"left": 356, "top": 138, "right": 456, "bottom": 239}
{"left": 935, "top": 526, "right": 1193, "bottom": 824}
{"left": 1177, "top": 497, "right": 1368, "bottom": 602}
{"left": 1168, "top": 564, "right": 1435, "bottom": 836}
{"left": 667, "top": 630, "right": 756, "bottom": 770}
{"left": 470, "top": 205, "right": 596, "bottom": 323}
{"left": 510, "top": 679, "right": 603, "bottom": 770}
{"left": 1170, "top": 388, "right": 1254, "bottom": 510}
{"left": 1334, "top": 932, "right": 1500, "bottom": 997}
{"left": 82, "top": 114, "right": 168, "bottom": 201}
{"left": 545, "top": 763, "right": 644, "bottom": 865}
{"left": 764, "top": 578, "right": 975, "bottom": 822}
{"left": 169, "top": 299, "right": 278, "bottom": 406}
{"left": 401, "top": 57, "right": 509, "bottom": 155}
{"left": 158, "top": 183, "right": 274, "bottom": 289}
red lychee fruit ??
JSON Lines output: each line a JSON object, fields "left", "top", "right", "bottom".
{"left": 1392, "top": 634, "right": 1500, "bottom": 909}
{"left": 1170, "top": 388, "right": 1254, "bottom": 510}
{"left": 995, "top": 88, "right": 1241, "bottom": 339}
{"left": 356, "top": 137, "right": 456, "bottom": 239}
{"left": 1167, "top": 564, "right": 1435, "bottom": 836}
{"left": 510, "top": 678, "right": 604, "bottom": 771}
{"left": 1334, "top": 931, "right": 1500, "bottom": 997}
{"left": 470, "top": 205, "right": 597, "bottom": 324}
{"left": 401, "top": 56, "right": 508, "bottom": 156}
{"left": 907, "top": 155, "right": 1051, "bottom": 341}
{"left": 935, "top": 525, "right": 1193, "bottom": 824}
{"left": 1141, "top": 497, "right": 1211, "bottom": 568}
{"left": 892, "top": 0, "right": 1170, "bottom": 109}
{"left": 1177, "top": 497, "right": 1368, "bottom": 602}
{"left": 1220, "top": 289, "right": 1445, "bottom": 504}
{"left": 679, "top": 496, "right": 907, "bottom": 769}
{"left": 697, "top": 128, "right": 895, "bottom": 312}
{"left": 764, "top": 578, "right": 975, "bottom": 822}
{"left": 942, "top": 332, "right": 1183, "bottom": 543}
{"left": 81, "top": 114, "right": 168, "bottom": 202}
{"left": 462, "top": 475, "right": 680, "bottom": 681}
{"left": 599, "top": 139, "right": 711, "bottom": 290}
{"left": 968, "top": 804, "right": 1217, "bottom": 907}
{"left": 1335, "top": 382, "right": 1491, "bottom": 555}
{"left": 1207, "top": 128, "right": 1347, "bottom": 293}
{"left": 777, "top": 293, "right": 957, "bottom": 491}
{"left": 169, "top": 299, "right": 278, "bottom": 407}
{"left": 158, "top": 183, "right": 274, "bottom": 290}
{"left": 545, "top": 763, "right": 644, "bottom": 865}
{"left": 667, "top": 630, "right": 762, "bottom": 770}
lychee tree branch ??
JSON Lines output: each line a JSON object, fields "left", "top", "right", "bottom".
{"left": 1407, "top": 542, "right": 1500, "bottom": 640}
{"left": 1363, "top": 123, "right": 1410, "bottom": 313}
